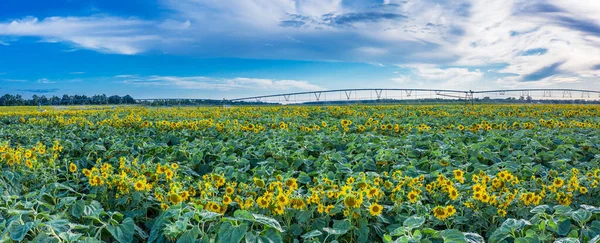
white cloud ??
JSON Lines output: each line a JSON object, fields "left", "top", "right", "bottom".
{"left": 394, "top": 65, "right": 485, "bottom": 89}
{"left": 390, "top": 76, "right": 411, "bottom": 84}
{"left": 0, "top": 16, "right": 160, "bottom": 54}
{"left": 158, "top": 19, "right": 191, "bottom": 30}
{"left": 119, "top": 75, "right": 323, "bottom": 91}
{"left": 37, "top": 78, "right": 56, "bottom": 84}
{"left": 447, "top": 0, "right": 600, "bottom": 84}
{"left": 36, "top": 77, "right": 82, "bottom": 84}
{"left": 0, "top": 78, "right": 27, "bottom": 82}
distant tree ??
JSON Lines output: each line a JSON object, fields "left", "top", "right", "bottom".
{"left": 38, "top": 95, "right": 48, "bottom": 106}
{"left": 123, "top": 95, "right": 136, "bottom": 104}
{"left": 108, "top": 95, "right": 122, "bottom": 104}
{"left": 50, "top": 96, "right": 60, "bottom": 105}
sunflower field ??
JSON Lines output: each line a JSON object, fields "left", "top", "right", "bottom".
{"left": 1, "top": 104, "right": 600, "bottom": 243}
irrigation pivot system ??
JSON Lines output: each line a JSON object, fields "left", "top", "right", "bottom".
{"left": 224, "top": 88, "right": 600, "bottom": 104}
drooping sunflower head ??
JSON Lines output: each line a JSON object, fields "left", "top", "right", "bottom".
{"left": 169, "top": 193, "right": 182, "bottom": 204}
{"left": 344, "top": 195, "right": 358, "bottom": 208}
{"left": 433, "top": 206, "right": 447, "bottom": 220}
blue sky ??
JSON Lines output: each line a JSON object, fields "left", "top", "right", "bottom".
{"left": 1, "top": 0, "right": 600, "bottom": 99}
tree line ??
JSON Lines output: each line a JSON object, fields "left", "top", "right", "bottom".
{"left": 0, "top": 94, "right": 136, "bottom": 106}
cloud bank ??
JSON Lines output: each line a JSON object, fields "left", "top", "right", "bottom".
{"left": 0, "top": 0, "right": 599, "bottom": 89}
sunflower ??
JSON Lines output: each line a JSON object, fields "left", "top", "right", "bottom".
{"left": 276, "top": 194, "right": 289, "bottom": 206}
{"left": 366, "top": 188, "right": 379, "bottom": 199}
{"left": 497, "top": 208, "right": 507, "bottom": 217}
{"left": 210, "top": 203, "right": 221, "bottom": 213}
{"left": 160, "top": 203, "right": 169, "bottom": 210}
{"left": 221, "top": 195, "right": 232, "bottom": 205}
{"left": 171, "top": 163, "right": 179, "bottom": 170}
{"left": 134, "top": 180, "right": 146, "bottom": 191}
{"left": 445, "top": 205, "right": 456, "bottom": 217}
{"left": 165, "top": 169, "right": 174, "bottom": 180}
{"left": 257, "top": 197, "right": 269, "bottom": 209}
{"left": 69, "top": 163, "right": 77, "bottom": 173}
{"left": 156, "top": 164, "right": 165, "bottom": 174}
{"left": 285, "top": 178, "right": 298, "bottom": 190}
{"left": 291, "top": 197, "right": 306, "bottom": 210}
{"left": 273, "top": 204, "right": 285, "bottom": 215}
{"left": 407, "top": 190, "right": 419, "bottom": 203}
{"left": 453, "top": 169, "right": 464, "bottom": 179}
{"left": 553, "top": 178, "right": 565, "bottom": 188}
{"left": 448, "top": 188, "right": 459, "bottom": 200}
{"left": 169, "top": 193, "right": 182, "bottom": 204}
{"left": 254, "top": 178, "right": 265, "bottom": 188}
{"left": 344, "top": 195, "right": 358, "bottom": 208}
{"left": 433, "top": 206, "right": 447, "bottom": 220}
{"left": 325, "top": 205, "right": 335, "bottom": 215}
{"left": 91, "top": 176, "right": 103, "bottom": 186}
{"left": 369, "top": 203, "right": 383, "bottom": 216}
{"left": 82, "top": 168, "right": 92, "bottom": 177}
{"left": 225, "top": 186, "right": 234, "bottom": 195}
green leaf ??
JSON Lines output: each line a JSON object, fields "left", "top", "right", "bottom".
{"left": 581, "top": 205, "right": 600, "bottom": 213}
{"left": 198, "top": 211, "right": 221, "bottom": 221}
{"left": 245, "top": 232, "right": 259, "bottom": 243}
{"left": 70, "top": 200, "right": 85, "bottom": 219}
{"left": 289, "top": 224, "right": 303, "bottom": 236}
{"left": 10, "top": 221, "right": 35, "bottom": 241}
{"left": 557, "top": 219, "right": 571, "bottom": 236}
{"left": 301, "top": 230, "right": 322, "bottom": 239}
{"left": 295, "top": 210, "right": 312, "bottom": 224}
{"left": 530, "top": 205, "right": 550, "bottom": 214}
{"left": 589, "top": 235, "right": 600, "bottom": 243}
{"left": 59, "top": 231, "right": 83, "bottom": 242}
{"left": 333, "top": 219, "right": 351, "bottom": 232}
{"left": 440, "top": 229, "right": 467, "bottom": 243}
{"left": 403, "top": 216, "right": 425, "bottom": 229}
{"left": 148, "top": 211, "right": 171, "bottom": 243}
{"left": 514, "top": 238, "right": 529, "bottom": 243}
{"left": 43, "top": 219, "right": 70, "bottom": 236}
{"left": 553, "top": 238, "right": 580, "bottom": 243}
{"left": 323, "top": 227, "right": 348, "bottom": 235}
{"left": 262, "top": 228, "right": 283, "bottom": 243}
{"left": 571, "top": 209, "right": 592, "bottom": 224}
{"left": 252, "top": 214, "right": 284, "bottom": 233}
{"left": 464, "top": 233, "right": 484, "bottom": 243}
{"left": 554, "top": 205, "right": 573, "bottom": 215}
{"left": 177, "top": 228, "right": 199, "bottom": 243}
{"left": 297, "top": 172, "right": 311, "bottom": 184}
{"left": 501, "top": 218, "right": 531, "bottom": 231}
{"left": 234, "top": 210, "right": 254, "bottom": 221}
{"left": 218, "top": 221, "right": 248, "bottom": 243}
{"left": 106, "top": 217, "right": 135, "bottom": 243}
{"left": 356, "top": 218, "right": 369, "bottom": 243}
